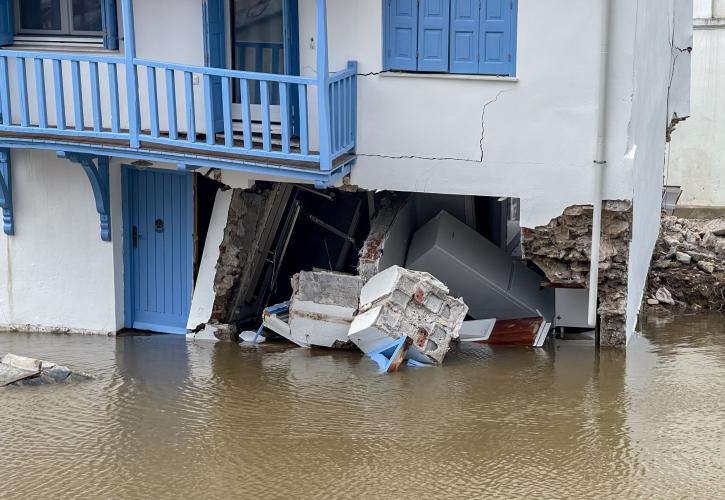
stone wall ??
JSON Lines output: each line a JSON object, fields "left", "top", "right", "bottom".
{"left": 522, "top": 201, "right": 633, "bottom": 347}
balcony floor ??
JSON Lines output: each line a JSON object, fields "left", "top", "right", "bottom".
{"left": 0, "top": 128, "right": 355, "bottom": 185}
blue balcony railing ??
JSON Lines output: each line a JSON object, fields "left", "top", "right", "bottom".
{"left": 0, "top": 49, "right": 357, "bottom": 174}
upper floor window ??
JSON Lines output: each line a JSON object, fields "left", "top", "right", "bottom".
{"left": 16, "top": 0, "right": 103, "bottom": 36}
{"left": 384, "top": 0, "right": 518, "bottom": 76}
{"left": 0, "top": 0, "right": 117, "bottom": 49}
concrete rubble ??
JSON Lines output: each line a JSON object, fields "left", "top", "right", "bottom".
{"left": 0, "top": 354, "right": 91, "bottom": 387}
{"left": 348, "top": 266, "right": 468, "bottom": 366}
{"left": 261, "top": 271, "right": 362, "bottom": 348}
{"left": 646, "top": 215, "right": 725, "bottom": 311}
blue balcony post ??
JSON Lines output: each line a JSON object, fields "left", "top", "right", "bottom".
{"left": 316, "top": 0, "right": 332, "bottom": 172}
{"left": 121, "top": 0, "right": 140, "bottom": 148}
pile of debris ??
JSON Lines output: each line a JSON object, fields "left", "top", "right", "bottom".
{"left": 0, "top": 354, "right": 91, "bottom": 387}
{"left": 187, "top": 185, "right": 556, "bottom": 371}
{"left": 646, "top": 215, "right": 725, "bottom": 311}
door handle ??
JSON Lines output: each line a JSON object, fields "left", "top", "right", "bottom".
{"left": 132, "top": 225, "right": 139, "bottom": 248}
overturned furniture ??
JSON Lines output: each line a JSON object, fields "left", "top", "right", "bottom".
{"left": 349, "top": 266, "right": 468, "bottom": 369}
{"left": 406, "top": 211, "right": 554, "bottom": 321}
{"left": 262, "top": 271, "right": 362, "bottom": 348}
{"left": 460, "top": 318, "right": 551, "bottom": 347}
{"left": 0, "top": 354, "right": 90, "bottom": 387}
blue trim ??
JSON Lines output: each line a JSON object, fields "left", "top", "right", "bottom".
{"left": 57, "top": 151, "right": 112, "bottom": 241}
{"left": 102, "top": 0, "right": 119, "bottom": 50}
{"left": 0, "top": 148, "right": 13, "bottom": 235}
{"left": 122, "top": 165, "right": 132, "bottom": 329}
{"left": 0, "top": 0, "right": 13, "bottom": 47}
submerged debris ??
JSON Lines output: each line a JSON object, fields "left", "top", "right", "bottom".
{"left": 0, "top": 354, "right": 91, "bottom": 387}
{"left": 348, "top": 265, "right": 468, "bottom": 367}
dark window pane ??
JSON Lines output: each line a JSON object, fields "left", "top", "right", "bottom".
{"left": 19, "top": 0, "right": 63, "bottom": 31}
{"left": 72, "top": 0, "right": 102, "bottom": 32}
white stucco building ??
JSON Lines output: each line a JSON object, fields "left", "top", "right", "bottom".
{"left": 0, "top": 0, "right": 691, "bottom": 346}
{"left": 668, "top": 0, "right": 725, "bottom": 210}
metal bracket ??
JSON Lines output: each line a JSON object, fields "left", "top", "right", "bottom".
{"left": 0, "top": 148, "right": 13, "bottom": 235}
{"left": 57, "top": 151, "right": 112, "bottom": 242}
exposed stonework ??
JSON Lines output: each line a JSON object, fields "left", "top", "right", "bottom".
{"left": 358, "top": 193, "right": 412, "bottom": 283}
{"left": 210, "top": 183, "right": 288, "bottom": 331}
{"left": 646, "top": 215, "right": 725, "bottom": 312}
{"left": 522, "top": 201, "right": 633, "bottom": 347}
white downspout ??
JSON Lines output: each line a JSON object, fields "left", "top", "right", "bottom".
{"left": 588, "top": 0, "right": 614, "bottom": 328}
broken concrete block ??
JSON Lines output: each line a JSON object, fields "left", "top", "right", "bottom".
{"left": 676, "top": 252, "right": 692, "bottom": 265}
{"left": 655, "top": 287, "right": 675, "bottom": 305}
{"left": 287, "top": 271, "right": 363, "bottom": 348}
{"left": 358, "top": 195, "right": 415, "bottom": 283}
{"left": 697, "top": 261, "right": 715, "bottom": 274}
{"left": 348, "top": 266, "right": 468, "bottom": 365}
{"left": 0, "top": 354, "right": 89, "bottom": 387}
{"left": 647, "top": 298, "right": 660, "bottom": 306}
{"left": 406, "top": 211, "right": 554, "bottom": 321}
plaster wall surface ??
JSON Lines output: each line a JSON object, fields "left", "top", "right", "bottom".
{"left": 668, "top": 24, "right": 725, "bottom": 207}
{"left": 626, "top": 0, "right": 693, "bottom": 340}
{"left": 0, "top": 150, "right": 123, "bottom": 333}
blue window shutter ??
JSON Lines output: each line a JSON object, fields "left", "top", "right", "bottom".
{"left": 479, "top": 0, "right": 515, "bottom": 75}
{"left": 417, "top": 0, "right": 450, "bottom": 72}
{"left": 450, "top": 0, "right": 479, "bottom": 74}
{"left": 386, "top": 0, "right": 418, "bottom": 71}
{"left": 101, "top": 0, "right": 118, "bottom": 50}
{"left": 0, "top": 0, "right": 13, "bottom": 47}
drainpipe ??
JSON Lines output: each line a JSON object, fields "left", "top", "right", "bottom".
{"left": 588, "top": 0, "right": 613, "bottom": 328}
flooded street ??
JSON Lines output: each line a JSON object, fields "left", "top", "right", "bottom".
{"left": 1, "top": 314, "right": 724, "bottom": 499}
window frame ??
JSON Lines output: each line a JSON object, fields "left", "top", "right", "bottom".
{"left": 382, "top": 0, "right": 518, "bottom": 77}
{"left": 14, "top": 0, "right": 104, "bottom": 38}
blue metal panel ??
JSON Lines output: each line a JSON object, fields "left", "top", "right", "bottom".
{"left": 124, "top": 167, "right": 192, "bottom": 334}
{"left": 450, "top": 0, "right": 479, "bottom": 74}
{"left": 101, "top": 0, "right": 118, "bottom": 50}
{"left": 417, "top": 0, "right": 450, "bottom": 72}
{"left": 0, "top": 0, "right": 13, "bottom": 47}
{"left": 203, "top": 0, "right": 225, "bottom": 134}
{"left": 385, "top": 0, "right": 418, "bottom": 71}
{"left": 479, "top": 0, "right": 516, "bottom": 76}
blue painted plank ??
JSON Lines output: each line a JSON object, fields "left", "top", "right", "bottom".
{"left": 147, "top": 66, "right": 159, "bottom": 137}
{"left": 52, "top": 60, "right": 66, "bottom": 130}
{"left": 279, "top": 82, "right": 290, "bottom": 154}
{"left": 349, "top": 62, "right": 358, "bottom": 151}
{"left": 71, "top": 60, "right": 84, "bottom": 131}
{"left": 16, "top": 58, "right": 29, "bottom": 128}
{"left": 89, "top": 62, "right": 102, "bottom": 132}
{"left": 221, "top": 76, "right": 233, "bottom": 148}
{"left": 165, "top": 69, "right": 177, "bottom": 140}
{"left": 260, "top": 81, "right": 271, "bottom": 152}
{"left": 108, "top": 63, "right": 120, "bottom": 133}
{"left": 240, "top": 79, "right": 252, "bottom": 150}
{"left": 450, "top": 0, "right": 480, "bottom": 74}
{"left": 0, "top": 57, "right": 10, "bottom": 126}
{"left": 298, "top": 84, "right": 309, "bottom": 155}
{"left": 163, "top": 171, "right": 173, "bottom": 315}
{"left": 385, "top": 0, "right": 419, "bottom": 71}
{"left": 34, "top": 58, "right": 48, "bottom": 128}
{"left": 418, "top": 0, "right": 451, "bottom": 72}
{"left": 203, "top": 74, "right": 215, "bottom": 145}
{"left": 184, "top": 72, "right": 196, "bottom": 143}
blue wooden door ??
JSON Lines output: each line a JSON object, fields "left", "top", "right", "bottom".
{"left": 125, "top": 168, "right": 193, "bottom": 334}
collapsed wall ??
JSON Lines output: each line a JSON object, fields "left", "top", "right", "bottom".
{"left": 210, "top": 183, "right": 289, "bottom": 329}
{"left": 522, "top": 201, "right": 633, "bottom": 347}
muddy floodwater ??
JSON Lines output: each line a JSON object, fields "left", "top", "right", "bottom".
{"left": 1, "top": 314, "right": 724, "bottom": 499}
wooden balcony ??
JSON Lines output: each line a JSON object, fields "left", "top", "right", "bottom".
{"left": 0, "top": 49, "right": 357, "bottom": 186}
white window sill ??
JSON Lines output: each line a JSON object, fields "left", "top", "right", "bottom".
{"left": 8, "top": 37, "right": 107, "bottom": 53}
{"left": 380, "top": 71, "right": 518, "bottom": 82}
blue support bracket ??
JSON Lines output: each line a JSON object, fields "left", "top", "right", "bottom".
{"left": 57, "top": 151, "right": 112, "bottom": 242}
{"left": 0, "top": 148, "right": 13, "bottom": 235}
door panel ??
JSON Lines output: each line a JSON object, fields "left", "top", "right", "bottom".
{"left": 126, "top": 168, "right": 192, "bottom": 334}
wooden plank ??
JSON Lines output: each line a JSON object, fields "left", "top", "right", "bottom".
{"left": 89, "top": 61, "right": 102, "bottom": 132}
{"left": 147, "top": 66, "right": 159, "bottom": 137}
{"left": 70, "top": 60, "right": 83, "bottom": 131}
{"left": 34, "top": 58, "right": 47, "bottom": 128}
{"left": 260, "top": 81, "right": 271, "bottom": 151}
{"left": 240, "top": 79, "right": 252, "bottom": 149}
{"left": 221, "top": 76, "right": 233, "bottom": 148}
{"left": 184, "top": 71, "right": 196, "bottom": 143}
{"left": 477, "top": 317, "right": 545, "bottom": 346}
{"left": 108, "top": 63, "right": 120, "bottom": 133}
{"left": 52, "top": 59, "right": 66, "bottom": 130}
{"left": 16, "top": 58, "right": 29, "bottom": 127}
{"left": 279, "top": 82, "right": 290, "bottom": 154}
{"left": 165, "top": 69, "right": 177, "bottom": 140}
